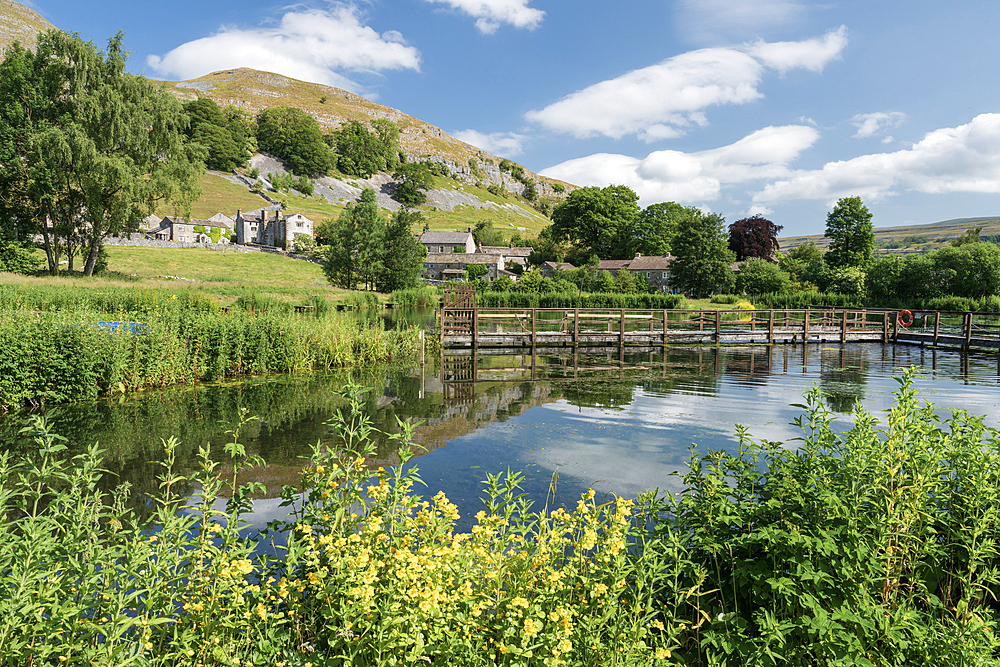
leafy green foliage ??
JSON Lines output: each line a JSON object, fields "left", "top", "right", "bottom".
{"left": 669, "top": 211, "right": 736, "bottom": 298}
{"left": 825, "top": 196, "right": 875, "bottom": 269}
{"left": 0, "top": 238, "right": 42, "bottom": 274}
{"left": 0, "top": 32, "right": 203, "bottom": 276}
{"left": 256, "top": 106, "right": 334, "bottom": 175}
{"left": 736, "top": 256, "right": 791, "bottom": 294}
{"left": 632, "top": 201, "right": 690, "bottom": 257}
{"left": 377, "top": 208, "right": 427, "bottom": 292}
{"left": 550, "top": 184, "right": 641, "bottom": 262}
{"left": 322, "top": 187, "right": 385, "bottom": 290}
{"left": 330, "top": 119, "right": 401, "bottom": 178}
{"left": 183, "top": 98, "right": 252, "bottom": 172}
{"left": 392, "top": 162, "right": 433, "bottom": 207}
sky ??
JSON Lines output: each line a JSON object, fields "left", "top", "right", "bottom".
{"left": 20, "top": 0, "right": 1000, "bottom": 236}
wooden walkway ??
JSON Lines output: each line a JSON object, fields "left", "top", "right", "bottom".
{"left": 440, "top": 306, "right": 1000, "bottom": 351}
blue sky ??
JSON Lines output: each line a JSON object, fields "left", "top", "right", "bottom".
{"left": 22, "top": 0, "right": 1000, "bottom": 236}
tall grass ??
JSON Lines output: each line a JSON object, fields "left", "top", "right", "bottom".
{"left": 2, "top": 372, "right": 998, "bottom": 665}
{"left": 391, "top": 286, "right": 441, "bottom": 307}
{"left": 0, "top": 307, "right": 418, "bottom": 411}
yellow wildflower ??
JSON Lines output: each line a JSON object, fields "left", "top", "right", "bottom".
{"left": 655, "top": 648, "right": 671, "bottom": 659}
{"left": 523, "top": 618, "right": 541, "bottom": 637}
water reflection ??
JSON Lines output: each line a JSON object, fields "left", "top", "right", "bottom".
{"left": 2, "top": 343, "right": 999, "bottom": 529}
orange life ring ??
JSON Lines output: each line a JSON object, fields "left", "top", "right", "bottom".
{"left": 897, "top": 310, "right": 914, "bottom": 328}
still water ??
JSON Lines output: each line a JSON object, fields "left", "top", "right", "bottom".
{"left": 2, "top": 342, "right": 998, "bottom": 531}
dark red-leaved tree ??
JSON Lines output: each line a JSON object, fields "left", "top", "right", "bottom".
{"left": 728, "top": 216, "right": 783, "bottom": 261}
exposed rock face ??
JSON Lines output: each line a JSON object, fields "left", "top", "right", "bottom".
{"left": 0, "top": 0, "right": 56, "bottom": 53}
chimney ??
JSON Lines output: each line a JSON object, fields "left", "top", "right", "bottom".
{"left": 468, "top": 226, "right": 472, "bottom": 233}
{"left": 634, "top": 252, "right": 642, "bottom": 259}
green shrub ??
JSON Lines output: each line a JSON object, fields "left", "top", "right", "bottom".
{"left": 709, "top": 294, "right": 740, "bottom": 304}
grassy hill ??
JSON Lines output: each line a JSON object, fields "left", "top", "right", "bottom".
{"left": 0, "top": 0, "right": 53, "bottom": 53}
{"left": 780, "top": 216, "right": 1000, "bottom": 256}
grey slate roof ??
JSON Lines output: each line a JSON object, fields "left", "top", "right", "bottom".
{"left": 420, "top": 231, "right": 473, "bottom": 244}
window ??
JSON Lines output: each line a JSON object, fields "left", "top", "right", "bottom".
{"left": 662, "top": 272, "right": 669, "bottom": 279}
{"left": 646, "top": 272, "right": 651, "bottom": 278}
{"left": 177, "top": 225, "right": 184, "bottom": 231}
{"left": 296, "top": 221, "right": 303, "bottom": 227}
{"left": 439, "top": 246, "right": 444, "bottom": 253}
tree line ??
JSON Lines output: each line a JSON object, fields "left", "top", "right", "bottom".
{"left": 530, "top": 185, "right": 1000, "bottom": 303}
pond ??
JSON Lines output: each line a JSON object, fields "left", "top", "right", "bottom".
{"left": 2, "top": 341, "right": 999, "bottom": 533}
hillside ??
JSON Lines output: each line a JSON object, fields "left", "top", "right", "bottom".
{"left": 779, "top": 216, "right": 1000, "bottom": 256}
{"left": 0, "top": 0, "right": 53, "bottom": 53}
{"left": 156, "top": 68, "right": 567, "bottom": 236}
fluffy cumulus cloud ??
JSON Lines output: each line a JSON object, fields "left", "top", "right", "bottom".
{"left": 452, "top": 129, "right": 527, "bottom": 157}
{"left": 539, "top": 125, "right": 819, "bottom": 205}
{"left": 747, "top": 25, "right": 847, "bottom": 73}
{"left": 851, "top": 111, "right": 906, "bottom": 138}
{"left": 525, "top": 27, "right": 846, "bottom": 141}
{"left": 146, "top": 6, "right": 420, "bottom": 93}
{"left": 423, "top": 0, "right": 545, "bottom": 34}
{"left": 755, "top": 114, "right": 1000, "bottom": 205}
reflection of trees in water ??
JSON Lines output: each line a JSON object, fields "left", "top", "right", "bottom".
{"left": 819, "top": 347, "right": 868, "bottom": 413}
{"left": 721, "top": 347, "right": 773, "bottom": 387}
{"left": 556, "top": 379, "right": 636, "bottom": 411}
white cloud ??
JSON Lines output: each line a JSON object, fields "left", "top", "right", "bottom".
{"left": 747, "top": 25, "right": 848, "bottom": 74}
{"left": 146, "top": 6, "right": 420, "bottom": 94}
{"left": 452, "top": 129, "right": 527, "bottom": 157}
{"left": 755, "top": 114, "right": 1000, "bottom": 205}
{"left": 525, "top": 28, "right": 847, "bottom": 140}
{"left": 539, "top": 124, "right": 819, "bottom": 205}
{"left": 675, "top": 0, "right": 810, "bottom": 44}
{"left": 851, "top": 111, "right": 906, "bottom": 138}
{"left": 423, "top": 0, "right": 545, "bottom": 34}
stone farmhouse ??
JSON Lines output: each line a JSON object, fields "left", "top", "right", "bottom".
{"left": 235, "top": 209, "right": 314, "bottom": 248}
{"left": 539, "top": 261, "right": 575, "bottom": 279}
{"left": 419, "top": 230, "right": 476, "bottom": 255}
{"left": 146, "top": 212, "right": 233, "bottom": 243}
{"left": 423, "top": 253, "right": 507, "bottom": 282}
{"left": 478, "top": 245, "right": 533, "bottom": 270}
{"left": 599, "top": 254, "right": 677, "bottom": 293}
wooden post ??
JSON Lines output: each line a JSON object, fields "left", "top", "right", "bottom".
{"left": 768, "top": 309, "right": 774, "bottom": 344}
{"left": 574, "top": 308, "right": 579, "bottom": 346}
{"left": 804, "top": 307, "right": 810, "bottom": 342}
{"left": 882, "top": 312, "right": 889, "bottom": 343}
{"left": 964, "top": 312, "right": 973, "bottom": 349}
{"left": 663, "top": 309, "right": 668, "bottom": 349}
{"left": 620, "top": 308, "right": 625, "bottom": 344}
{"left": 840, "top": 309, "right": 848, "bottom": 343}
{"left": 472, "top": 305, "right": 479, "bottom": 346}
{"left": 699, "top": 311, "right": 704, "bottom": 332}
{"left": 531, "top": 308, "right": 537, "bottom": 346}
{"left": 715, "top": 310, "right": 721, "bottom": 343}
{"left": 893, "top": 309, "right": 899, "bottom": 341}
{"left": 933, "top": 311, "right": 940, "bottom": 346}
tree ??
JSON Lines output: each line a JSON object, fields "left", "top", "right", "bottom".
{"left": 728, "top": 215, "right": 783, "bottom": 261}
{"left": 464, "top": 264, "right": 489, "bottom": 281}
{"left": 331, "top": 120, "right": 401, "bottom": 178}
{"left": 591, "top": 269, "right": 615, "bottom": 293}
{"left": 668, "top": 211, "right": 736, "bottom": 298}
{"left": 0, "top": 31, "right": 204, "bottom": 276}
{"left": 933, "top": 243, "right": 1000, "bottom": 298}
{"left": 550, "top": 185, "right": 640, "bottom": 262}
{"left": 951, "top": 226, "right": 984, "bottom": 247}
{"left": 392, "top": 162, "right": 433, "bottom": 207}
{"left": 631, "top": 202, "right": 687, "bottom": 257}
{"left": 183, "top": 98, "right": 250, "bottom": 172}
{"left": 322, "top": 188, "right": 385, "bottom": 290}
{"left": 864, "top": 255, "right": 905, "bottom": 301}
{"left": 377, "top": 208, "right": 426, "bottom": 292}
{"left": 736, "top": 257, "right": 791, "bottom": 294}
{"left": 824, "top": 196, "right": 874, "bottom": 269}
{"left": 472, "top": 220, "right": 505, "bottom": 247}
{"left": 257, "top": 107, "right": 334, "bottom": 175}
{"left": 614, "top": 269, "right": 639, "bottom": 294}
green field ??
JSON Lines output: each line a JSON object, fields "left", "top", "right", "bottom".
{"left": 155, "top": 172, "right": 272, "bottom": 220}
{"left": 12, "top": 246, "right": 358, "bottom": 306}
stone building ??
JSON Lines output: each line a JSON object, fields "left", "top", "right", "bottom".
{"left": 419, "top": 230, "right": 476, "bottom": 255}
{"left": 146, "top": 212, "right": 233, "bottom": 243}
{"left": 598, "top": 253, "right": 676, "bottom": 292}
{"left": 423, "top": 253, "right": 506, "bottom": 281}
{"left": 234, "top": 209, "right": 314, "bottom": 248}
